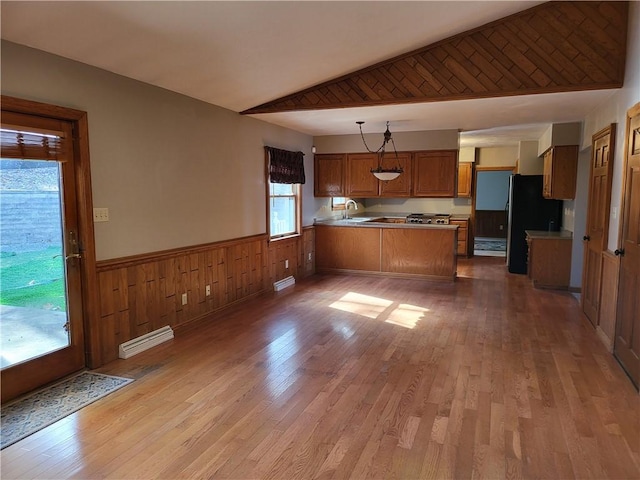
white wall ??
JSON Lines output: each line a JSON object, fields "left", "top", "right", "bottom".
{"left": 580, "top": 2, "right": 640, "bottom": 252}
{"left": 2, "top": 41, "right": 323, "bottom": 260}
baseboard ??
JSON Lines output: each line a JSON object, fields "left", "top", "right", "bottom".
{"left": 274, "top": 276, "right": 295, "bottom": 291}
{"left": 119, "top": 326, "right": 174, "bottom": 359}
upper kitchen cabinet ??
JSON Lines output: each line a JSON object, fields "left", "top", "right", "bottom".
{"left": 379, "top": 153, "right": 412, "bottom": 197}
{"left": 346, "top": 153, "right": 379, "bottom": 197}
{"left": 412, "top": 150, "right": 458, "bottom": 197}
{"left": 314, "top": 154, "right": 345, "bottom": 197}
{"left": 542, "top": 145, "right": 579, "bottom": 199}
{"left": 457, "top": 162, "right": 473, "bottom": 198}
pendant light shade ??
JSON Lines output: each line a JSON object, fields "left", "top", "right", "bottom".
{"left": 356, "top": 121, "right": 403, "bottom": 181}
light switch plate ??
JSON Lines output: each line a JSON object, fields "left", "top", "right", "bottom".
{"left": 93, "top": 207, "right": 109, "bottom": 222}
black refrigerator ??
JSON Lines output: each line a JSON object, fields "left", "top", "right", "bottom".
{"left": 506, "top": 175, "right": 563, "bottom": 274}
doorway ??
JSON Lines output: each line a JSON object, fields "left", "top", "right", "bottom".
{"left": 1, "top": 98, "right": 97, "bottom": 402}
{"left": 473, "top": 168, "right": 512, "bottom": 257}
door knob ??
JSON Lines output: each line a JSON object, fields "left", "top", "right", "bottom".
{"left": 583, "top": 235, "right": 590, "bottom": 241}
{"left": 614, "top": 248, "right": 625, "bottom": 256}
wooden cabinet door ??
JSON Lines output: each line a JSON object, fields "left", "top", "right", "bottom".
{"left": 457, "top": 162, "right": 473, "bottom": 197}
{"left": 379, "top": 153, "right": 412, "bottom": 197}
{"left": 412, "top": 150, "right": 457, "bottom": 197}
{"left": 614, "top": 104, "right": 640, "bottom": 388}
{"left": 346, "top": 153, "right": 379, "bottom": 197}
{"left": 314, "top": 154, "right": 344, "bottom": 197}
{"left": 543, "top": 151, "right": 552, "bottom": 198}
{"left": 450, "top": 219, "right": 469, "bottom": 256}
{"left": 543, "top": 146, "right": 579, "bottom": 199}
{"left": 582, "top": 125, "right": 616, "bottom": 327}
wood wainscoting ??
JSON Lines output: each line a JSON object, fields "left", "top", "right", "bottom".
{"left": 96, "top": 228, "right": 315, "bottom": 365}
{"left": 596, "top": 251, "right": 620, "bottom": 351}
{"left": 474, "top": 210, "right": 508, "bottom": 238}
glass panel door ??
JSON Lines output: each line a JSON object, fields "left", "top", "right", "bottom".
{"left": 0, "top": 159, "right": 70, "bottom": 367}
{"left": 0, "top": 111, "right": 86, "bottom": 402}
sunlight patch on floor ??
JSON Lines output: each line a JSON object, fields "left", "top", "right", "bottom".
{"left": 385, "top": 304, "right": 428, "bottom": 329}
{"left": 330, "top": 292, "right": 393, "bottom": 319}
{"left": 329, "top": 292, "right": 429, "bottom": 329}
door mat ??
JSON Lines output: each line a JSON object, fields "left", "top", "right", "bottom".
{"left": 474, "top": 239, "right": 507, "bottom": 251}
{"left": 1, "top": 371, "right": 133, "bottom": 449}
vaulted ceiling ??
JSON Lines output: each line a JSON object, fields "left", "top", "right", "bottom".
{"left": 242, "top": 1, "right": 628, "bottom": 115}
{"left": 1, "top": 1, "right": 631, "bottom": 145}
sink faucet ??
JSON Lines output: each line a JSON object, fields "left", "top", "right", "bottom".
{"left": 344, "top": 199, "right": 358, "bottom": 219}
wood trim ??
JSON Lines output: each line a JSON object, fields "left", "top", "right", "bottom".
{"left": 96, "top": 233, "right": 268, "bottom": 271}
{"left": 1, "top": 95, "right": 101, "bottom": 368}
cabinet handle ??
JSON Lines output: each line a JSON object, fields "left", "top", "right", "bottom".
{"left": 614, "top": 248, "right": 625, "bottom": 256}
{"left": 583, "top": 235, "right": 590, "bottom": 241}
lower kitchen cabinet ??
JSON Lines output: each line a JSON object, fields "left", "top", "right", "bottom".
{"left": 315, "top": 225, "right": 457, "bottom": 281}
{"left": 525, "top": 230, "right": 572, "bottom": 288}
{"left": 450, "top": 218, "right": 470, "bottom": 257}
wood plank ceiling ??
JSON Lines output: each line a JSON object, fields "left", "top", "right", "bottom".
{"left": 241, "top": 1, "right": 629, "bottom": 115}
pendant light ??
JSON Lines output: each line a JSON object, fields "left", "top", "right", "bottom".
{"left": 357, "top": 121, "right": 403, "bottom": 181}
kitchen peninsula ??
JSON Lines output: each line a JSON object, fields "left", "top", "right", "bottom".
{"left": 314, "top": 215, "right": 459, "bottom": 281}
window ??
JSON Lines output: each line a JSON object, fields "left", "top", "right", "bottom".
{"left": 269, "top": 181, "right": 300, "bottom": 238}
{"left": 265, "top": 146, "right": 304, "bottom": 240}
{"left": 331, "top": 197, "right": 347, "bottom": 210}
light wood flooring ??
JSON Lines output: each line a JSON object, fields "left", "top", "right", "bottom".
{"left": 2, "top": 257, "right": 639, "bottom": 479}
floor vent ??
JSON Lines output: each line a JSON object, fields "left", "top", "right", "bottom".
{"left": 119, "top": 326, "right": 174, "bottom": 359}
{"left": 273, "top": 276, "right": 295, "bottom": 292}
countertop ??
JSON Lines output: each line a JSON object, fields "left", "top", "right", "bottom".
{"left": 314, "top": 215, "right": 459, "bottom": 230}
{"left": 525, "top": 230, "right": 573, "bottom": 239}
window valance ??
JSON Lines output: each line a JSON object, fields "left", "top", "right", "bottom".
{"left": 266, "top": 146, "right": 305, "bottom": 184}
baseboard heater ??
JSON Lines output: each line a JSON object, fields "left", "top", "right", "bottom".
{"left": 273, "top": 275, "right": 295, "bottom": 292}
{"left": 118, "top": 325, "right": 174, "bottom": 359}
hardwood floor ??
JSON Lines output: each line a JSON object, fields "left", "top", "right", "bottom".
{"left": 2, "top": 257, "right": 639, "bottom": 479}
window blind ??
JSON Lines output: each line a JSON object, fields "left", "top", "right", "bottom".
{"left": 1, "top": 123, "right": 68, "bottom": 161}
{"left": 266, "top": 146, "right": 305, "bottom": 184}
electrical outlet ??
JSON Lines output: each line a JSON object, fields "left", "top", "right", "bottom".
{"left": 308, "top": 253, "right": 312, "bottom": 261}
{"left": 285, "top": 259, "right": 289, "bottom": 269}
{"left": 205, "top": 285, "right": 211, "bottom": 296}
{"left": 93, "top": 207, "right": 109, "bottom": 222}
{"left": 181, "top": 293, "right": 187, "bottom": 305}
{"left": 499, "top": 224, "right": 504, "bottom": 230}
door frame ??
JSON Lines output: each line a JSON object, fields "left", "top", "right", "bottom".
{"left": 581, "top": 124, "right": 616, "bottom": 329}
{"left": 471, "top": 166, "right": 515, "bottom": 249}
{"left": 1, "top": 96, "right": 101, "bottom": 395}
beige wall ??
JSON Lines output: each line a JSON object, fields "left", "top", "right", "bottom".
{"left": 2, "top": 41, "right": 321, "bottom": 261}
{"left": 313, "top": 129, "right": 459, "bottom": 153}
{"left": 477, "top": 146, "right": 518, "bottom": 167}
{"left": 537, "top": 122, "right": 582, "bottom": 156}
{"left": 517, "top": 141, "right": 543, "bottom": 175}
